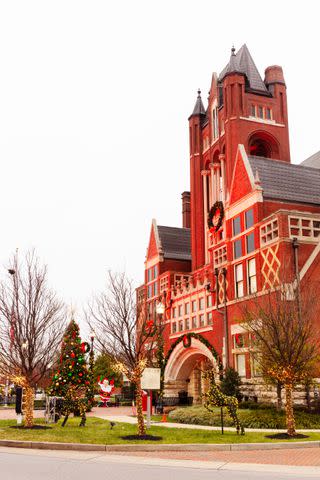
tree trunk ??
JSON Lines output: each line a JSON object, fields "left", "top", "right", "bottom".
{"left": 285, "top": 384, "right": 296, "bottom": 436}
{"left": 24, "top": 384, "right": 34, "bottom": 428}
{"left": 135, "top": 375, "right": 146, "bottom": 436}
{"left": 276, "top": 382, "right": 282, "bottom": 411}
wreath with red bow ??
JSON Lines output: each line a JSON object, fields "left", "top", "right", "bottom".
{"left": 207, "top": 201, "right": 224, "bottom": 234}
{"left": 182, "top": 334, "right": 191, "bottom": 348}
{"left": 80, "top": 342, "right": 91, "bottom": 353}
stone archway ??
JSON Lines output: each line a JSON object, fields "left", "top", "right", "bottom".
{"left": 164, "top": 337, "right": 219, "bottom": 403}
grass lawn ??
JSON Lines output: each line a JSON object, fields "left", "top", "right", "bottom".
{"left": 1, "top": 417, "right": 320, "bottom": 444}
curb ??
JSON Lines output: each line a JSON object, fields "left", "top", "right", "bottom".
{"left": 1, "top": 439, "right": 320, "bottom": 452}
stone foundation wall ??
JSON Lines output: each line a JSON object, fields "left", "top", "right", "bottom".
{"left": 240, "top": 377, "right": 320, "bottom": 406}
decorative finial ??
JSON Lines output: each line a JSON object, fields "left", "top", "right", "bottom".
{"left": 231, "top": 45, "right": 236, "bottom": 56}
{"left": 254, "top": 169, "right": 261, "bottom": 185}
{"left": 197, "top": 88, "right": 201, "bottom": 97}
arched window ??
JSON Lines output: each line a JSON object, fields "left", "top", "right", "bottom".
{"left": 249, "top": 138, "right": 271, "bottom": 158}
{"left": 248, "top": 132, "right": 280, "bottom": 159}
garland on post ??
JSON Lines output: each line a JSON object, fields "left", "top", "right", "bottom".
{"left": 207, "top": 201, "right": 224, "bottom": 234}
{"left": 162, "top": 332, "right": 223, "bottom": 374}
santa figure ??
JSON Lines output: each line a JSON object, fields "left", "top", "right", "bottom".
{"left": 97, "top": 377, "right": 115, "bottom": 407}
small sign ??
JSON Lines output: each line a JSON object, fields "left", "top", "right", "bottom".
{"left": 141, "top": 368, "right": 161, "bottom": 390}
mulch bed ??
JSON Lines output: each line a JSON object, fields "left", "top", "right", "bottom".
{"left": 10, "top": 425, "right": 52, "bottom": 430}
{"left": 265, "top": 433, "right": 309, "bottom": 439}
{"left": 121, "top": 434, "right": 162, "bottom": 441}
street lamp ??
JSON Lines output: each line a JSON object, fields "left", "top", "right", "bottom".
{"left": 156, "top": 301, "right": 165, "bottom": 316}
{"left": 155, "top": 299, "right": 165, "bottom": 414}
{"left": 89, "top": 331, "right": 95, "bottom": 406}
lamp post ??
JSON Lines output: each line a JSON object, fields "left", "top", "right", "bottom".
{"left": 5, "top": 268, "right": 16, "bottom": 407}
{"left": 156, "top": 300, "right": 165, "bottom": 414}
{"left": 89, "top": 331, "right": 95, "bottom": 404}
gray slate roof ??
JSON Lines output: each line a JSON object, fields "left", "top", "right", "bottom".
{"left": 157, "top": 226, "right": 191, "bottom": 261}
{"left": 190, "top": 90, "right": 206, "bottom": 118}
{"left": 301, "top": 151, "right": 320, "bottom": 169}
{"left": 219, "top": 44, "right": 269, "bottom": 94}
{"left": 248, "top": 156, "right": 320, "bottom": 205}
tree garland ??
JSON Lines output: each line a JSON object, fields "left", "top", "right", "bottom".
{"left": 163, "top": 332, "right": 223, "bottom": 374}
{"left": 207, "top": 201, "right": 224, "bottom": 234}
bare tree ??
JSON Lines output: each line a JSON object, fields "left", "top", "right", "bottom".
{"left": 0, "top": 251, "right": 66, "bottom": 427}
{"left": 87, "top": 271, "right": 163, "bottom": 436}
{"left": 243, "top": 283, "right": 320, "bottom": 436}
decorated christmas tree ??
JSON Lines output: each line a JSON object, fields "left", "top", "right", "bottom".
{"left": 50, "top": 318, "right": 91, "bottom": 405}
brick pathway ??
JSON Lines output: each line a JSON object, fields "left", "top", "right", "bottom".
{"left": 110, "top": 448, "right": 320, "bottom": 467}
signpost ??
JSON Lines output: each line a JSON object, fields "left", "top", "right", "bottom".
{"left": 141, "top": 368, "right": 161, "bottom": 429}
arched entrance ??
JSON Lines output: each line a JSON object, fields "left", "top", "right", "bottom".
{"left": 164, "top": 336, "right": 220, "bottom": 403}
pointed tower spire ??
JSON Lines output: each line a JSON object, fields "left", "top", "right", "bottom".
{"left": 190, "top": 89, "right": 206, "bottom": 117}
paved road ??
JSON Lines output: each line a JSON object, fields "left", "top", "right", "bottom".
{"left": 1, "top": 447, "right": 320, "bottom": 480}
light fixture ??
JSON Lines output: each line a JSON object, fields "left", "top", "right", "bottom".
{"left": 156, "top": 301, "right": 165, "bottom": 315}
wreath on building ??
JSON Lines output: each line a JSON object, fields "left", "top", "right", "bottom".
{"left": 207, "top": 201, "right": 224, "bottom": 234}
{"left": 163, "top": 332, "right": 223, "bottom": 374}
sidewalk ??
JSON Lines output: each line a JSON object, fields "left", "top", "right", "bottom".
{"left": 107, "top": 447, "right": 320, "bottom": 467}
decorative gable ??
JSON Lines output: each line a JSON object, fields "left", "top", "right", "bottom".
{"left": 146, "top": 219, "right": 162, "bottom": 262}
{"left": 229, "top": 144, "right": 255, "bottom": 205}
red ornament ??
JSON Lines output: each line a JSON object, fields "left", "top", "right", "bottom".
{"left": 71, "top": 352, "right": 75, "bottom": 358}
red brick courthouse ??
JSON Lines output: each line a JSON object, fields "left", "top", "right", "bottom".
{"left": 137, "top": 45, "right": 320, "bottom": 403}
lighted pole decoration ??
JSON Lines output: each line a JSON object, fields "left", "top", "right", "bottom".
{"left": 156, "top": 299, "right": 165, "bottom": 413}
{"left": 88, "top": 330, "right": 95, "bottom": 405}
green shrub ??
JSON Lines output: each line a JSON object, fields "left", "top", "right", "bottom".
{"left": 220, "top": 367, "right": 242, "bottom": 400}
{"left": 168, "top": 405, "right": 320, "bottom": 429}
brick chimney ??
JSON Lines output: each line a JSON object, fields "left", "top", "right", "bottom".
{"left": 182, "top": 191, "right": 191, "bottom": 228}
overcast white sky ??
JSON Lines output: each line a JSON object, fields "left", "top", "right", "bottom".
{"left": 0, "top": 0, "right": 319, "bottom": 319}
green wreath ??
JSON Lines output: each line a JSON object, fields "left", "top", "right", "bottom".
{"left": 207, "top": 201, "right": 224, "bottom": 233}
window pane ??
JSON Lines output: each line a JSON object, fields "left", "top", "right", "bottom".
{"left": 185, "top": 318, "right": 190, "bottom": 330}
{"left": 237, "top": 281, "right": 244, "bottom": 297}
{"left": 251, "top": 105, "right": 256, "bottom": 116}
{"left": 153, "top": 265, "right": 158, "bottom": 278}
{"left": 207, "top": 295, "right": 212, "bottom": 308}
{"left": 179, "top": 320, "right": 184, "bottom": 331}
{"left": 172, "top": 307, "right": 176, "bottom": 318}
{"left": 233, "top": 216, "right": 241, "bottom": 236}
{"left": 246, "top": 232, "right": 255, "bottom": 253}
{"left": 172, "top": 322, "right": 177, "bottom": 333}
{"left": 248, "top": 258, "right": 256, "bottom": 275}
{"left": 192, "top": 316, "right": 197, "bottom": 328}
{"left": 192, "top": 300, "right": 197, "bottom": 312}
{"left": 266, "top": 108, "right": 271, "bottom": 120}
{"left": 234, "top": 239, "right": 242, "bottom": 259}
{"left": 235, "top": 264, "right": 243, "bottom": 281}
{"left": 199, "top": 298, "right": 204, "bottom": 310}
{"left": 237, "top": 354, "right": 246, "bottom": 377}
{"left": 207, "top": 312, "right": 213, "bottom": 325}
{"left": 199, "top": 314, "right": 205, "bottom": 327}
{"left": 185, "top": 303, "right": 190, "bottom": 314}
{"left": 258, "top": 106, "right": 263, "bottom": 118}
{"left": 245, "top": 209, "right": 254, "bottom": 229}
{"left": 178, "top": 305, "right": 183, "bottom": 316}
{"left": 249, "top": 276, "right": 257, "bottom": 294}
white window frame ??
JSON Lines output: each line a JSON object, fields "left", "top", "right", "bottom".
{"left": 260, "top": 218, "right": 279, "bottom": 246}
{"left": 288, "top": 216, "right": 320, "bottom": 241}
{"left": 247, "top": 258, "right": 257, "bottom": 294}
{"left": 235, "top": 263, "right": 244, "bottom": 298}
